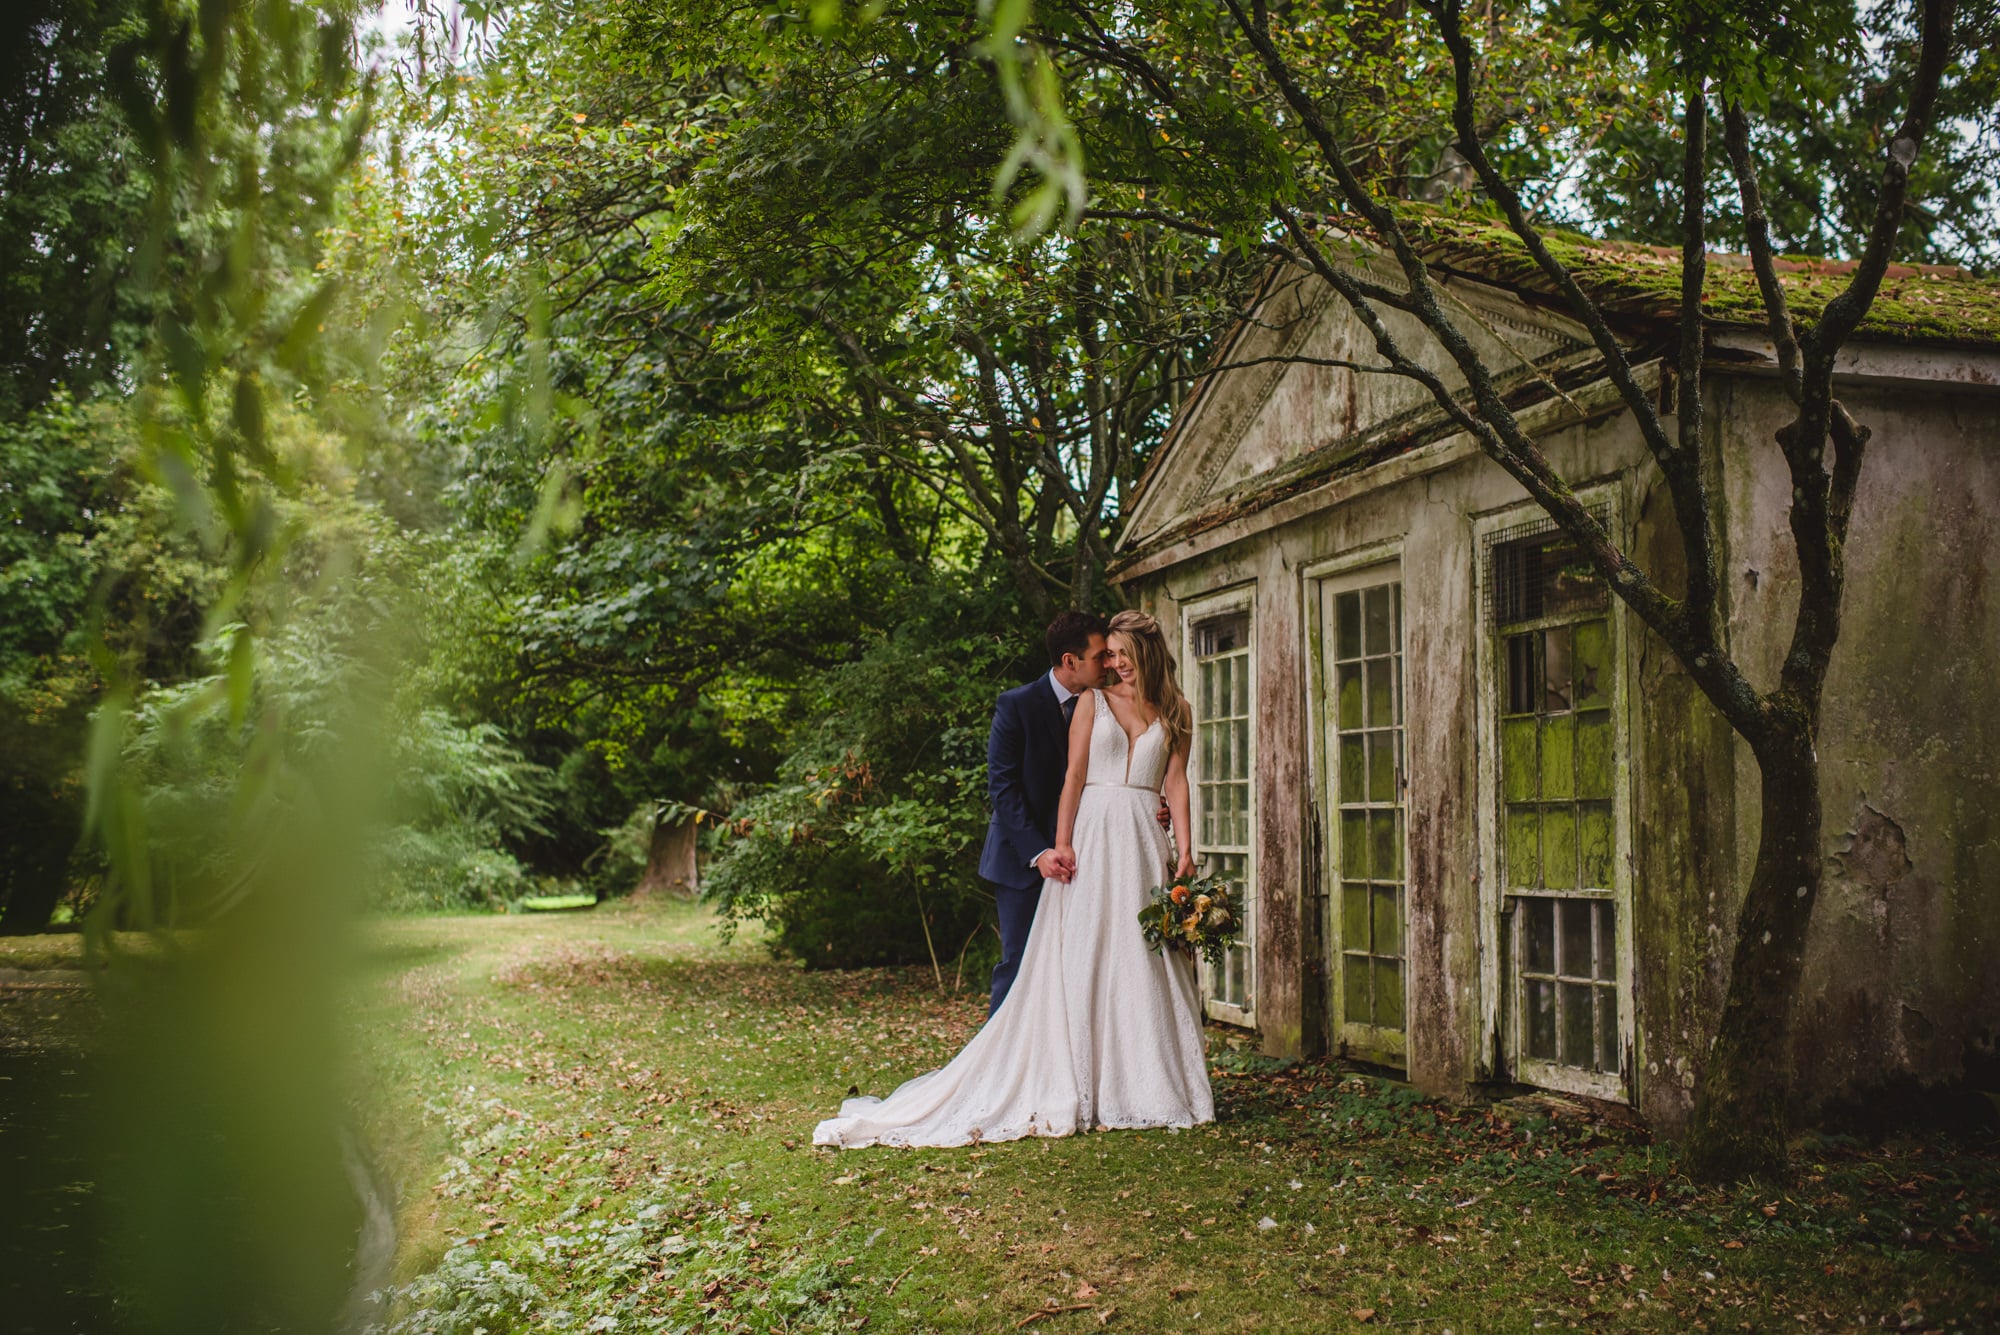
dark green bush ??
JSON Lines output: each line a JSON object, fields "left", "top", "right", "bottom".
{"left": 704, "top": 604, "right": 1024, "bottom": 978}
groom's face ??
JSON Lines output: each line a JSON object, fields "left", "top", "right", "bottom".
{"left": 1061, "top": 634, "right": 1110, "bottom": 689}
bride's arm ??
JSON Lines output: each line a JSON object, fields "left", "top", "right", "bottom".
{"left": 1052, "top": 692, "right": 1095, "bottom": 872}
{"left": 1162, "top": 704, "right": 1195, "bottom": 878}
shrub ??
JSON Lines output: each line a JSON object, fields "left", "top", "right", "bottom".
{"left": 371, "top": 828, "right": 533, "bottom": 914}
{"left": 703, "top": 614, "right": 1020, "bottom": 978}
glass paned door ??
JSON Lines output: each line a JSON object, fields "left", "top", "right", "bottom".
{"left": 1320, "top": 572, "right": 1406, "bottom": 1062}
{"left": 1492, "top": 528, "right": 1628, "bottom": 1095}
{"left": 1194, "top": 612, "right": 1254, "bottom": 1017}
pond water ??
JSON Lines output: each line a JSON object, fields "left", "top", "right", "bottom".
{"left": 0, "top": 1042, "right": 121, "bottom": 1332}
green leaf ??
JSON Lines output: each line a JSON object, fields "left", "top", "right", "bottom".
{"left": 225, "top": 624, "right": 256, "bottom": 727}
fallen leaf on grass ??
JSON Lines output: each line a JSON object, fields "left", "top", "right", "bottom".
{"left": 1169, "top": 1284, "right": 1197, "bottom": 1300}
{"left": 1351, "top": 1308, "right": 1376, "bottom": 1322}
{"left": 1073, "top": 1281, "right": 1099, "bottom": 1299}
{"left": 1013, "top": 1302, "right": 1097, "bottom": 1329}
{"left": 1723, "top": 1240, "right": 1744, "bottom": 1250}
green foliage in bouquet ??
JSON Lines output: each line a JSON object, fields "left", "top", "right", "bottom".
{"left": 1138, "top": 869, "right": 1242, "bottom": 968}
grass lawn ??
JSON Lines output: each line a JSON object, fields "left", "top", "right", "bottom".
{"left": 338, "top": 898, "right": 2000, "bottom": 1333}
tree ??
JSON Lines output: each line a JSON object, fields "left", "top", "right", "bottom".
{"left": 1570, "top": 0, "right": 2000, "bottom": 267}
{"left": 0, "top": 0, "right": 154, "bottom": 416}
{"left": 994, "top": 0, "right": 1966, "bottom": 1178}
{"left": 344, "top": 0, "right": 1267, "bottom": 904}
{"left": 619, "top": 0, "right": 1267, "bottom": 617}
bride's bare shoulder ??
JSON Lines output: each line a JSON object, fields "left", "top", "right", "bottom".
{"left": 1069, "top": 688, "right": 1098, "bottom": 725}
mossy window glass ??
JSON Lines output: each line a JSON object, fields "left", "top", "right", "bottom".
{"left": 1494, "top": 530, "right": 1621, "bottom": 1079}
{"left": 1194, "top": 611, "right": 1253, "bottom": 1014}
{"left": 1328, "top": 579, "right": 1406, "bottom": 1042}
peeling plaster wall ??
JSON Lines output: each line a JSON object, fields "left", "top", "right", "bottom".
{"left": 1124, "top": 312, "right": 1999, "bottom": 1129}
{"left": 1134, "top": 398, "right": 1651, "bottom": 1099}
{"left": 1123, "top": 262, "right": 1586, "bottom": 553}
{"left": 1627, "top": 465, "right": 1739, "bottom": 1134}
{"left": 1713, "top": 376, "right": 2000, "bottom": 1115}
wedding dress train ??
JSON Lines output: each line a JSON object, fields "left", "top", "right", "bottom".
{"left": 813, "top": 690, "right": 1214, "bottom": 1148}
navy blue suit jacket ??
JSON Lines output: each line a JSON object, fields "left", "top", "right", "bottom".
{"left": 977, "top": 675, "right": 1072, "bottom": 891}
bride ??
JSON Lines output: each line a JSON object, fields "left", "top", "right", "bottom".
{"left": 814, "top": 609, "right": 1215, "bottom": 1148}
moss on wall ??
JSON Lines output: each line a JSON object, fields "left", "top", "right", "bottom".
{"left": 1119, "top": 259, "right": 2000, "bottom": 1133}
{"left": 1788, "top": 382, "right": 2000, "bottom": 1114}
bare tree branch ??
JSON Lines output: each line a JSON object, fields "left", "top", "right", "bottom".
{"left": 1429, "top": 0, "right": 1682, "bottom": 469}
{"left": 1223, "top": 1, "right": 1703, "bottom": 674}
{"left": 1813, "top": 0, "right": 1954, "bottom": 355}
{"left": 1721, "top": 102, "right": 1805, "bottom": 403}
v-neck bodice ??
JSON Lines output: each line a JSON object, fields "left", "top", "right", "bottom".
{"left": 1085, "top": 689, "right": 1170, "bottom": 792}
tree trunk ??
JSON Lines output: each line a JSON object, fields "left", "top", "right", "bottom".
{"left": 637, "top": 814, "right": 700, "bottom": 899}
{"left": 1682, "top": 724, "right": 1823, "bottom": 1180}
{"left": 1004, "top": 537, "right": 1057, "bottom": 623}
{"left": 0, "top": 783, "right": 77, "bottom": 935}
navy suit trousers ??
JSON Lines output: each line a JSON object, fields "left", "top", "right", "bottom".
{"left": 987, "top": 876, "right": 1043, "bottom": 1016}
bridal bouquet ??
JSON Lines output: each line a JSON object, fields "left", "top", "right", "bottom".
{"left": 1138, "top": 870, "right": 1241, "bottom": 966}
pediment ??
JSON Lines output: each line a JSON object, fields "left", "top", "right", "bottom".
{"left": 1120, "top": 254, "right": 1594, "bottom": 553}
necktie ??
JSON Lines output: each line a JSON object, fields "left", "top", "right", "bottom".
{"left": 1061, "top": 693, "right": 1077, "bottom": 726}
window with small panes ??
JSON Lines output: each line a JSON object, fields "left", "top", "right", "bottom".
{"left": 1193, "top": 611, "right": 1254, "bottom": 1015}
{"left": 1492, "top": 527, "right": 1622, "bottom": 1080}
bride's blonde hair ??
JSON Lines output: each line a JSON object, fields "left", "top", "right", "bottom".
{"left": 1107, "top": 610, "right": 1191, "bottom": 755}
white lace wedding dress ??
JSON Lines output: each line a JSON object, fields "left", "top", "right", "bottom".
{"left": 814, "top": 689, "right": 1214, "bottom": 1148}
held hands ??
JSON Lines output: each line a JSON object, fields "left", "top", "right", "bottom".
{"left": 1159, "top": 801, "right": 1187, "bottom": 879}
{"left": 1036, "top": 847, "right": 1077, "bottom": 883}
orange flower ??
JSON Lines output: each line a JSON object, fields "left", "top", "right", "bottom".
{"left": 1170, "top": 884, "right": 1190, "bottom": 904}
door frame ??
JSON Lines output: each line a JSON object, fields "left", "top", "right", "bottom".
{"left": 1470, "top": 483, "right": 1638, "bottom": 1103}
{"left": 1302, "top": 541, "right": 1407, "bottom": 1065}
{"left": 1181, "top": 580, "right": 1260, "bottom": 1028}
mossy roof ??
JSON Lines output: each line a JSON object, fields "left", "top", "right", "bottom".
{"left": 1394, "top": 209, "right": 2000, "bottom": 350}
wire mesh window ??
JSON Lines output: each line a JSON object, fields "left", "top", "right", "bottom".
{"left": 1194, "top": 610, "right": 1253, "bottom": 1014}
{"left": 1329, "top": 581, "right": 1406, "bottom": 1038}
{"left": 1486, "top": 507, "right": 1612, "bottom": 630}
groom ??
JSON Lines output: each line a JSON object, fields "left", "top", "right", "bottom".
{"left": 977, "top": 611, "right": 1109, "bottom": 1016}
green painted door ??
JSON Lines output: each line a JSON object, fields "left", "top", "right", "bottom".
{"left": 1320, "top": 571, "right": 1406, "bottom": 1064}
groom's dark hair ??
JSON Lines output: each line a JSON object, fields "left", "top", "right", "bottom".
{"left": 1045, "top": 611, "right": 1109, "bottom": 667}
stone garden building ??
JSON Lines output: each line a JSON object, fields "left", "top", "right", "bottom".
{"left": 1113, "top": 223, "right": 2000, "bottom": 1133}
